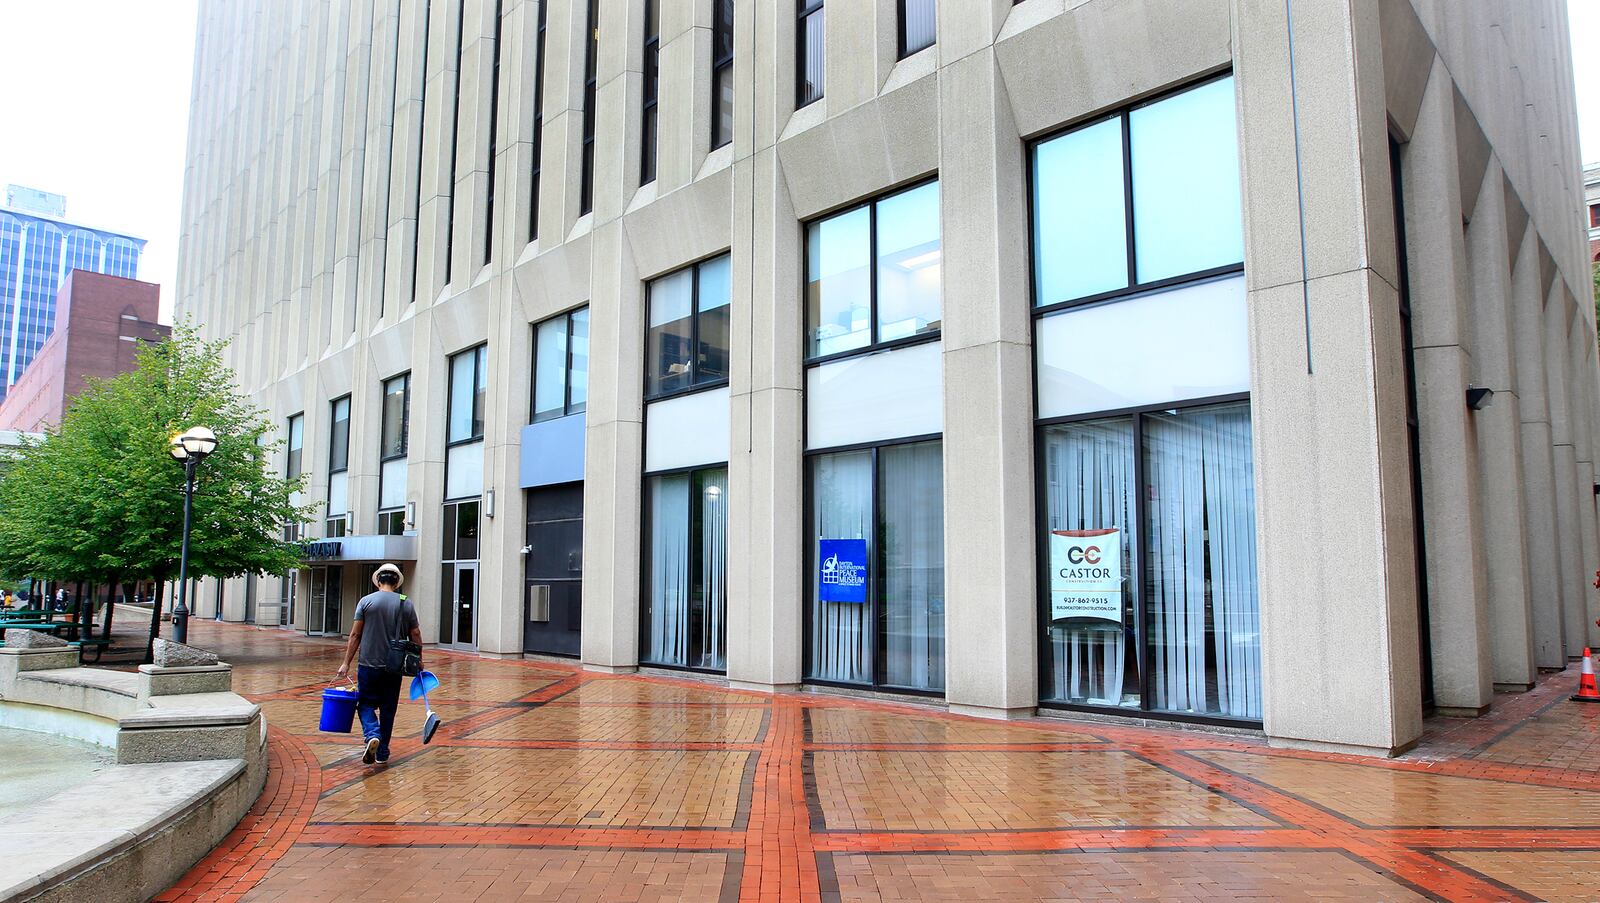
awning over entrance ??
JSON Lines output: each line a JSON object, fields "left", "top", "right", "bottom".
{"left": 299, "top": 534, "right": 418, "bottom": 564}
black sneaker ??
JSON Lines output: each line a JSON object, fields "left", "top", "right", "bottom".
{"left": 362, "top": 737, "right": 379, "bottom": 764}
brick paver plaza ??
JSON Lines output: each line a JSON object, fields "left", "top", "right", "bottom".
{"left": 149, "top": 620, "right": 1600, "bottom": 902}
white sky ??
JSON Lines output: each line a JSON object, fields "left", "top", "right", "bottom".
{"left": 0, "top": 1, "right": 1595, "bottom": 328}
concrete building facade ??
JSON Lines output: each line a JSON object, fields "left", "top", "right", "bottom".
{"left": 177, "top": 0, "right": 1599, "bottom": 755}
{"left": 0, "top": 271, "right": 169, "bottom": 432}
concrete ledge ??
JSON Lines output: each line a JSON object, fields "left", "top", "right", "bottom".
{"left": 946, "top": 703, "right": 1038, "bottom": 721}
{"left": 583, "top": 663, "right": 639, "bottom": 675}
{"left": 0, "top": 759, "right": 259, "bottom": 903}
{"left": 1267, "top": 735, "right": 1420, "bottom": 758}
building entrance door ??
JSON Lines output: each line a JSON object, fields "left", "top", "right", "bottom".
{"left": 307, "top": 567, "right": 343, "bottom": 636}
{"left": 524, "top": 483, "right": 583, "bottom": 656}
{"left": 450, "top": 562, "right": 478, "bottom": 649}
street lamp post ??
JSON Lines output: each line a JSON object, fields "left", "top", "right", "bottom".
{"left": 169, "top": 426, "right": 219, "bottom": 645}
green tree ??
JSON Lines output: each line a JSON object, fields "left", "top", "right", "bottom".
{"left": 0, "top": 323, "right": 311, "bottom": 658}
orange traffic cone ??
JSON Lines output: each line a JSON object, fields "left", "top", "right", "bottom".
{"left": 1574, "top": 648, "right": 1600, "bottom": 703}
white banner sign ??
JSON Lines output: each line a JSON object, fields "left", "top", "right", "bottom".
{"left": 1049, "top": 529, "right": 1122, "bottom": 623}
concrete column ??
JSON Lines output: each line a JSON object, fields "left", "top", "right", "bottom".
{"left": 1566, "top": 309, "right": 1600, "bottom": 651}
{"left": 580, "top": 220, "right": 643, "bottom": 672}
{"left": 937, "top": 35, "right": 1036, "bottom": 719}
{"left": 477, "top": 255, "right": 528, "bottom": 659}
{"left": 1399, "top": 61, "right": 1492, "bottom": 714}
{"left": 726, "top": 0, "right": 804, "bottom": 692}
{"left": 1511, "top": 231, "right": 1565, "bottom": 669}
{"left": 408, "top": 315, "right": 449, "bottom": 643}
{"left": 1464, "top": 161, "right": 1536, "bottom": 690}
{"left": 1236, "top": 0, "right": 1424, "bottom": 754}
{"left": 1546, "top": 290, "right": 1584, "bottom": 658}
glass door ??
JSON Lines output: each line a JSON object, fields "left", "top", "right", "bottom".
{"left": 453, "top": 563, "right": 477, "bottom": 648}
{"left": 307, "top": 567, "right": 328, "bottom": 636}
{"left": 524, "top": 483, "right": 583, "bottom": 656}
{"left": 322, "top": 567, "right": 343, "bottom": 635}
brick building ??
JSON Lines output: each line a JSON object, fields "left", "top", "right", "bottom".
{"left": 0, "top": 270, "right": 168, "bottom": 432}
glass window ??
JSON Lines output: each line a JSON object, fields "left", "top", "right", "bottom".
{"left": 1030, "top": 75, "right": 1241, "bottom": 308}
{"left": 806, "top": 181, "right": 941, "bottom": 359}
{"left": 1130, "top": 77, "right": 1243, "bottom": 283}
{"left": 642, "top": 0, "right": 660, "bottom": 184}
{"left": 646, "top": 255, "right": 731, "bottom": 398}
{"left": 380, "top": 374, "right": 409, "bottom": 459}
{"left": 286, "top": 413, "right": 305, "bottom": 479}
{"left": 899, "top": 0, "right": 935, "bottom": 58}
{"left": 378, "top": 509, "right": 406, "bottom": 536}
{"left": 874, "top": 182, "right": 941, "bottom": 342}
{"left": 807, "top": 440, "right": 944, "bottom": 692}
{"left": 532, "top": 308, "right": 589, "bottom": 422}
{"left": 580, "top": 0, "right": 598, "bottom": 214}
{"left": 448, "top": 345, "right": 486, "bottom": 443}
{"left": 569, "top": 308, "right": 589, "bottom": 412}
{"left": 1039, "top": 402, "right": 1259, "bottom": 720}
{"left": 329, "top": 396, "right": 350, "bottom": 473}
{"left": 797, "top": 0, "right": 824, "bottom": 108}
{"left": 530, "top": 0, "right": 547, "bottom": 239}
{"left": 533, "top": 315, "right": 569, "bottom": 421}
{"left": 642, "top": 467, "right": 728, "bottom": 671}
{"left": 806, "top": 207, "right": 871, "bottom": 357}
{"left": 711, "top": 0, "right": 734, "bottom": 148}
{"left": 1032, "top": 118, "right": 1128, "bottom": 305}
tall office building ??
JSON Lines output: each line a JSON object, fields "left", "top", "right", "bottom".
{"left": 178, "top": 0, "right": 1598, "bottom": 755}
{"left": 0, "top": 185, "right": 145, "bottom": 401}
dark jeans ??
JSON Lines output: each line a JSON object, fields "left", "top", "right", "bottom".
{"left": 356, "top": 665, "right": 402, "bottom": 758}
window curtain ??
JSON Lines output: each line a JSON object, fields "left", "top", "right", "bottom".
{"left": 880, "top": 441, "right": 944, "bottom": 691}
{"left": 809, "top": 451, "right": 873, "bottom": 683}
{"left": 697, "top": 469, "right": 728, "bottom": 670}
{"left": 1144, "top": 403, "right": 1259, "bottom": 718}
{"left": 1044, "top": 420, "right": 1137, "bottom": 707}
{"left": 647, "top": 474, "right": 690, "bottom": 665}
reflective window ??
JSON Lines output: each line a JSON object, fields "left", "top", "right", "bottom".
{"left": 579, "top": 0, "right": 598, "bottom": 214}
{"left": 641, "top": 0, "right": 660, "bottom": 183}
{"left": 286, "top": 413, "right": 304, "bottom": 479}
{"left": 329, "top": 396, "right": 351, "bottom": 473}
{"left": 797, "top": 0, "right": 824, "bottom": 107}
{"left": 806, "top": 181, "right": 940, "bottom": 359}
{"left": 712, "top": 0, "right": 734, "bottom": 148}
{"left": 1130, "top": 77, "right": 1243, "bottom": 283}
{"left": 380, "top": 374, "right": 410, "bottom": 460}
{"left": 1031, "top": 75, "right": 1241, "bottom": 308}
{"left": 899, "top": 0, "right": 935, "bottom": 57}
{"left": 448, "top": 345, "right": 487, "bottom": 443}
{"left": 646, "top": 255, "right": 731, "bottom": 398}
{"left": 532, "top": 307, "right": 589, "bottom": 422}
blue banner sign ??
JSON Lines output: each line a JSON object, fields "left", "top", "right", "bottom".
{"left": 819, "top": 538, "right": 869, "bottom": 603}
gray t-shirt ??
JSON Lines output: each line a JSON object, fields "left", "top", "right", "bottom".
{"left": 352, "top": 590, "right": 419, "bottom": 669}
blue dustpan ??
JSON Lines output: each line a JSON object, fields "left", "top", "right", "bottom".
{"left": 408, "top": 670, "right": 439, "bottom": 700}
{"left": 409, "top": 670, "right": 442, "bottom": 745}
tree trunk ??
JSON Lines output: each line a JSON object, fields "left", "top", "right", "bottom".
{"left": 105, "top": 579, "right": 125, "bottom": 640}
{"left": 144, "top": 576, "right": 166, "bottom": 665}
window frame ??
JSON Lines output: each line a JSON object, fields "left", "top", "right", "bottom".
{"left": 801, "top": 433, "right": 946, "bottom": 696}
{"left": 530, "top": 306, "right": 590, "bottom": 422}
{"left": 802, "top": 177, "right": 941, "bottom": 366}
{"left": 579, "top": 0, "right": 598, "bottom": 215}
{"left": 529, "top": 0, "right": 547, "bottom": 240}
{"left": 795, "top": 0, "right": 823, "bottom": 109}
{"left": 378, "top": 373, "right": 411, "bottom": 530}
{"left": 637, "top": 463, "right": 731, "bottom": 674}
{"left": 446, "top": 344, "right": 488, "bottom": 448}
{"left": 1026, "top": 71, "right": 1255, "bottom": 729}
{"left": 484, "top": 0, "right": 505, "bottom": 264}
{"left": 896, "top": 0, "right": 935, "bottom": 60}
{"left": 644, "top": 254, "right": 732, "bottom": 401}
{"left": 1027, "top": 72, "right": 1243, "bottom": 319}
{"left": 711, "top": 0, "right": 734, "bottom": 149}
{"left": 326, "top": 395, "right": 352, "bottom": 537}
{"left": 641, "top": 0, "right": 660, "bottom": 184}
{"left": 285, "top": 413, "right": 305, "bottom": 480}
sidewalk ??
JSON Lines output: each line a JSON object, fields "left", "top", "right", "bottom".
{"left": 128, "top": 617, "right": 1600, "bottom": 903}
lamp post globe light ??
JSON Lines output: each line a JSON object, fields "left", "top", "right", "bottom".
{"left": 168, "top": 426, "right": 219, "bottom": 645}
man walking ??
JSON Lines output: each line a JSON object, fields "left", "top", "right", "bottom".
{"left": 335, "top": 563, "right": 420, "bottom": 765}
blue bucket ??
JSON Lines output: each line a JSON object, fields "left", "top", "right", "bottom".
{"left": 319, "top": 686, "right": 359, "bottom": 733}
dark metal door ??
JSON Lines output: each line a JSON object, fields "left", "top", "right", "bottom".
{"left": 524, "top": 483, "right": 583, "bottom": 656}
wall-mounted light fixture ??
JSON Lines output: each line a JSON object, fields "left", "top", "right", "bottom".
{"left": 1466, "top": 385, "right": 1495, "bottom": 411}
{"left": 404, "top": 500, "right": 417, "bottom": 528}
{"left": 485, "top": 488, "right": 496, "bottom": 519}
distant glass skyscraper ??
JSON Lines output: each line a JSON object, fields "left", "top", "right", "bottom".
{"left": 0, "top": 185, "right": 144, "bottom": 400}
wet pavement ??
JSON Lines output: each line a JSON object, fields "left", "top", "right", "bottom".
{"left": 136, "top": 618, "right": 1600, "bottom": 902}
